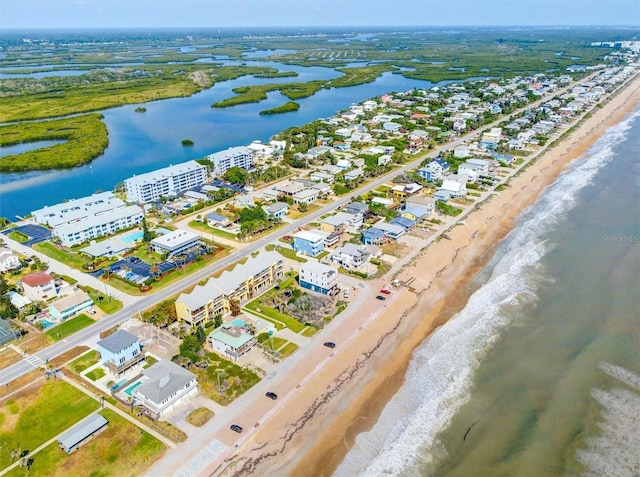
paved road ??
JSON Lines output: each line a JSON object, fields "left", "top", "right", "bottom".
{"left": 0, "top": 71, "right": 599, "bottom": 389}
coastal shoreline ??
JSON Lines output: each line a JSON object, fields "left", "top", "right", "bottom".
{"left": 217, "top": 73, "right": 640, "bottom": 477}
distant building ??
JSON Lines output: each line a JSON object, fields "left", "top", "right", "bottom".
{"left": 97, "top": 329, "right": 145, "bottom": 376}
{"left": 124, "top": 160, "right": 208, "bottom": 203}
{"left": 299, "top": 261, "right": 338, "bottom": 295}
{"left": 331, "top": 243, "right": 370, "bottom": 270}
{"left": 207, "top": 146, "right": 254, "bottom": 176}
{"left": 132, "top": 359, "right": 198, "bottom": 420}
{"left": 263, "top": 202, "right": 289, "bottom": 219}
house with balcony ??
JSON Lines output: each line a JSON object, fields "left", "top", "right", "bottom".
{"left": 299, "top": 260, "right": 338, "bottom": 295}
{"left": 97, "top": 329, "right": 145, "bottom": 376}
{"left": 48, "top": 290, "right": 94, "bottom": 321}
{"left": 208, "top": 323, "right": 257, "bottom": 361}
{"left": 21, "top": 272, "right": 56, "bottom": 302}
{"left": 132, "top": 359, "right": 198, "bottom": 420}
{"left": 417, "top": 161, "right": 444, "bottom": 182}
{"left": 175, "top": 252, "right": 283, "bottom": 326}
{"left": 293, "top": 230, "right": 326, "bottom": 257}
{"left": 331, "top": 243, "right": 370, "bottom": 270}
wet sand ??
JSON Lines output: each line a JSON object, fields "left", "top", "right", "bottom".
{"left": 218, "top": 74, "right": 640, "bottom": 477}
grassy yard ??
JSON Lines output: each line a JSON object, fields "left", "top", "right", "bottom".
{"left": 0, "top": 381, "right": 99, "bottom": 470}
{"left": 45, "top": 314, "right": 95, "bottom": 341}
{"left": 300, "top": 326, "right": 318, "bottom": 337}
{"left": 279, "top": 342, "right": 299, "bottom": 357}
{"left": 7, "top": 231, "right": 29, "bottom": 243}
{"left": 68, "top": 350, "right": 100, "bottom": 374}
{"left": 85, "top": 368, "right": 106, "bottom": 381}
{"left": 80, "top": 286, "right": 123, "bottom": 314}
{"left": 4, "top": 408, "right": 165, "bottom": 477}
{"left": 186, "top": 407, "right": 214, "bottom": 427}
{"left": 188, "top": 220, "right": 238, "bottom": 240}
{"left": 32, "top": 242, "right": 91, "bottom": 270}
{"left": 243, "top": 303, "right": 305, "bottom": 333}
{"left": 273, "top": 245, "right": 308, "bottom": 263}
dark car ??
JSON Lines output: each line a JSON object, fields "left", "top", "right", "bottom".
{"left": 323, "top": 341, "right": 336, "bottom": 348}
{"left": 265, "top": 391, "right": 278, "bottom": 400}
{"left": 230, "top": 424, "right": 243, "bottom": 433}
{"left": 376, "top": 295, "right": 386, "bottom": 301}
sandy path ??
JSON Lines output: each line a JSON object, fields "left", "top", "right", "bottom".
{"left": 217, "top": 73, "right": 640, "bottom": 477}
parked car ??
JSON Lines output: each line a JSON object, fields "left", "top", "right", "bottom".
{"left": 379, "top": 289, "right": 391, "bottom": 295}
{"left": 265, "top": 391, "right": 278, "bottom": 400}
{"left": 376, "top": 295, "right": 386, "bottom": 301}
{"left": 323, "top": 341, "right": 336, "bottom": 348}
{"left": 230, "top": 424, "right": 243, "bottom": 433}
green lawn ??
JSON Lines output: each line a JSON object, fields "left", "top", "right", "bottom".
{"left": 300, "top": 326, "right": 318, "bottom": 337}
{"left": 243, "top": 303, "right": 304, "bottom": 333}
{"left": 45, "top": 314, "right": 95, "bottom": 341}
{"left": 68, "top": 350, "right": 100, "bottom": 374}
{"left": 279, "top": 342, "right": 299, "bottom": 357}
{"left": 273, "top": 245, "right": 308, "bottom": 263}
{"left": 4, "top": 408, "right": 164, "bottom": 477}
{"left": 85, "top": 368, "right": 106, "bottom": 381}
{"left": 7, "top": 231, "right": 29, "bottom": 243}
{"left": 189, "top": 220, "right": 238, "bottom": 240}
{"left": 0, "top": 381, "right": 99, "bottom": 470}
{"left": 33, "top": 242, "right": 91, "bottom": 270}
{"left": 81, "top": 286, "right": 122, "bottom": 314}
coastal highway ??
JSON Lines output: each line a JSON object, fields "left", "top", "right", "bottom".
{"left": 0, "top": 72, "right": 597, "bottom": 387}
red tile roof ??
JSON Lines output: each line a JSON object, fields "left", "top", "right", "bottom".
{"left": 21, "top": 272, "right": 53, "bottom": 287}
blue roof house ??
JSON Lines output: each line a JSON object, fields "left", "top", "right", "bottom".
{"left": 97, "top": 329, "right": 145, "bottom": 377}
{"left": 362, "top": 227, "right": 386, "bottom": 245}
{"left": 293, "top": 230, "right": 326, "bottom": 257}
{"left": 390, "top": 216, "right": 416, "bottom": 231}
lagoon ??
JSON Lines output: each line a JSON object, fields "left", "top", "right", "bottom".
{"left": 0, "top": 65, "right": 445, "bottom": 220}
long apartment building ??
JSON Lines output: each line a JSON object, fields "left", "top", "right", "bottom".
{"left": 124, "top": 160, "right": 208, "bottom": 204}
{"left": 206, "top": 146, "right": 254, "bottom": 176}
{"left": 175, "top": 251, "right": 283, "bottom": 326}
{"left": 32, "top": 192, "right": 144, "bottom": 247}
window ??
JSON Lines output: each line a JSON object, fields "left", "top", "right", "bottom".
{"left": 119, "top": 357, "right": 125, "bottom": 364}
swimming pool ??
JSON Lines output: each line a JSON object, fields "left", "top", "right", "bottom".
{"left": 231, "top": 319, "right": 248, "bottom": 327}
{"left": 124, "top": 381, "right": 142, "bottom": 397}
{"left": 121, "top": 231, "right": 143, "bottom": 243}
{"left": 40, "top": 320, "right": 55, "bottom": 329}
{"left": 111, "top": 379, "right": 128, "bottom": 391}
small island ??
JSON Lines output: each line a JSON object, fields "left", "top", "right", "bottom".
{"left": 134, "top": 107, "right": 147, "bottom": 113}
{"left": 260, "top": 101, "right": 300, "bottom": 115}
{"left": 182, "top": 138, "right": 194, "bottom": 146}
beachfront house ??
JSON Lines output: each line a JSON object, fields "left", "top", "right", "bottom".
{"left": 208, "top": 323, "right": 257, "bottom": 361}
{"left": 97, "top": 329, "right": 145, "bottom": 376}
{"left": 298, "top": 260, "right": 338, "bottom": 295}
{"left": 293, "top": 230, "right": 326, "bottom": 257}
{"left": 132, "top": 359, "right": 198, "bottom": 420}
{"left": 331, "top": 243, "right": 370, "bottom": 270}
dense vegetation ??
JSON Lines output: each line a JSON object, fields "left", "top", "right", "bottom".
{"left": 0, "top": 114, "right": 108, "bottom": 172}
{"left": 260, "top": 101, "right": 300, "bottom": 115}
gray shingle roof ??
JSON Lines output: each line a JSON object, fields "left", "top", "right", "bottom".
{"left": 135, "top": 359, "right": 196, "bottom": 405}
{"left": 97, "top": 329, "right": 139, "bottom": 354}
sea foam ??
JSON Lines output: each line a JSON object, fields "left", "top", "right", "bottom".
{"left": 334, "top": 108, "right": 640, "bottom": 477}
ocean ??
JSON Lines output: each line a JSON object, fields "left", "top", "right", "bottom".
{"left": 335, "top": 105, "right": 640, "bottom": 476}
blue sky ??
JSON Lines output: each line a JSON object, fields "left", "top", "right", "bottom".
{"left": 1, "top": 0, "right": 638, "bottom": 29}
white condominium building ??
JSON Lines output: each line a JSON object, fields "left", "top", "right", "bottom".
{"left": 32, "top": 191, "right": 125, "bottom": 228}
{"left": 206, "top": 146, "right": 254, "bottom": 176}
{"left": 124, "top": 160, "right": 208, "bottom": 203}
{"left": 53, "top": 205, "right": 144, "bottom": 247}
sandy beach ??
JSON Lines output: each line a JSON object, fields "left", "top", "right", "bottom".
{"left": 215, "top": 73, "right": 640, "bottom": 477}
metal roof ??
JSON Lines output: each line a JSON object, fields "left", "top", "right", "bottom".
{"left": 97, "top": 329, "right": 139, "bottom": 354}
{"left": 58, "top": 413, "right": 108, "bottom": 452}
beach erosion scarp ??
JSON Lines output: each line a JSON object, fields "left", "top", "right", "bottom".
{"left": 215, "top": 72, "right": 640, "bottom": 477}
